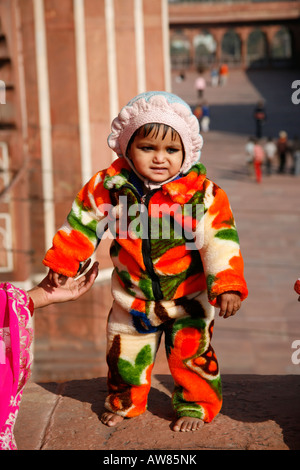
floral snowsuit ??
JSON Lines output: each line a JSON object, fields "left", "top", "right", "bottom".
{"left": 43, "top": 157, "right": 248, "bottom": 422}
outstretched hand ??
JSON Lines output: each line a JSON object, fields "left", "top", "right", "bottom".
{"left": 29, "top": 261, "right": 99, "bottom": 309}
{"left": 216, "top": 291, "right": 241, "bottom": 319}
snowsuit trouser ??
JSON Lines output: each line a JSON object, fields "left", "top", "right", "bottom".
{"left": 104, "top": 288, "right": 223, "bottom": 423}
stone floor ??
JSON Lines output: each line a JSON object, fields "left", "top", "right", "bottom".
{"left": 14, "top": 374, "right": 300, "bottom": 451}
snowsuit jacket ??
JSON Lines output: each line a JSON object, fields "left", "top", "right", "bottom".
{"left": 43, "top": 158, "right": 248, "bottom": 307}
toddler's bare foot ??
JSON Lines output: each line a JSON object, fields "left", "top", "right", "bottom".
{"left": 172, "top": 416, "right": 204, "bottom": 432}
{"left": 101, "top": 411, "right": 124, "bottom": 427}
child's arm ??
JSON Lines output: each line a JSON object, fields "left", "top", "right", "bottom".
{"left": 198, "top": 182, "right": 248, "bottom": 305}
{"left": 43, "top": 171, "right": 111, "bottom": 277}
{"left": 216, "top": 290, "right": 241, "bottom": 319}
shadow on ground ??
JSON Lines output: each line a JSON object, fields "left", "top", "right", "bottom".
{"left": 200, "top": 101, "right": 299, "bottom": 139}
{"left": 187, "top": 69, "right": 300, "bottom": 138}
{"left": 40, "top": 374, "right": 300, "bottom": 450}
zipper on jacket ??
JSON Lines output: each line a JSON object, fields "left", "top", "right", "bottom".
{"left": 122, "top": 183, "right": 163, "bottom": 301}
{"left": 141, "top": 189, "right": 163, "bottom": 301}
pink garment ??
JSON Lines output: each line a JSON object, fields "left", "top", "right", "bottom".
{"left": 253, "top": 144, "right": 265, "bottom": 163}
{"left": 0, "top": 283, "right": 34, "bottom": 450}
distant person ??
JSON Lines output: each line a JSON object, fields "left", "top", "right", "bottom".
{"left": 175, "top": 71, "right": 185, "bottom": 83}
{"left": 193, "top": 103, "right": 203, "bottom": 123}
{"left": 195, "top": 74, "right": 206, "bottom": 98}
{"left": 291, "top": 135, "right": 300, "bottom": 176}
{"left": 253, "top": 139, "right": 265, "bottom": 183}
{"left": 245, "top": 136, "right": 255, "bottom": 176}
{"left": 253, "top": 101, "right": 266, "bottom": 139}
{"left": 210, "top": 67, "right": 219, "bottom": 87}
{"left": 219, "top": 63, "right": 228, "bottom": 86}
{"left": 277, "top": 130, "right": 288, "bottom": 173}
{"left": 264, "top": 137, "right": 277, "bottom": 175}
{"left": 201, "top": 101, "right": 210, "bottom": 132}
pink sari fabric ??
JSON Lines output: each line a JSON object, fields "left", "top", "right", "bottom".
{"left": 0, "top": 283, "right": 34, "bottom": 450}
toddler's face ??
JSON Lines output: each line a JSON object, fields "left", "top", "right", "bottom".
{"left": 127, "top": 126, "right": 184, "bottom": 183}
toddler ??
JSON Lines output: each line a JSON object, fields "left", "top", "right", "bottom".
{"left": 43, "top": 91, "right": 248, "bottom": 432}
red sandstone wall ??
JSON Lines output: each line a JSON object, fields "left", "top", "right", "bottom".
{"left": 0, "top": 0, "right": 169, "bottom": 381}
{"left": 0, "top": 0, "right": 169, "bottom": 284}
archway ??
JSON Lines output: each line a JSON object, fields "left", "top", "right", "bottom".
{"left": 194, "top": 30, "right": 217, "bottom": 70}
{"left": 221, "top": 29, "right": 241, "bottom": 65}
{"left": 271, "top": 26, "right": 293, "bottom": 67}
{"left": 247, "top": 29, "right": 268, "bottom": 67}
{"left": 170, "top": 31, "right": 191, "bottom": 70}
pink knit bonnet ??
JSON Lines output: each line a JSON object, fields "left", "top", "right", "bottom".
{"left": 107, "top": 91, "right": 203, "bottom": 175}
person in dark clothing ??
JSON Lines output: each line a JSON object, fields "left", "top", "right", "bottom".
{"left": 277, "top": 131, "right": 288, "bottom": 174}
{"left": 291, "top": 135, "right": 300, "bottom": 176}
{"left": 254, "top": 101, "right": 266, "bottom": 139}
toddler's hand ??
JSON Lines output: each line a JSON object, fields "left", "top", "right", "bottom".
{"left": 48, "top": 269, "right": 68, "bottom": 287}
{"left": 30, "top": 262, "right": 99, "bottom": 308}
{"left": 216, "top": 291, "right": 241, "bottom": 319}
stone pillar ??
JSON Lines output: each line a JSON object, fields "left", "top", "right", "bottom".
{"left": 263, "top": 25, "right": 280, "bottom": 67}
{"left": 0, "top": 0, "right": 32, "bottom": 282}
{"left": 213, "top": 28, "right": 226, "bottom": 66}
{"left": 184, "top": 27, "right": 196, "bottom": 70}
{"left": 236, "top": 27, "right": 251, "bottom": 70}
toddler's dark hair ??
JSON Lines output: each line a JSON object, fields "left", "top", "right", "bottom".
{"left": 126, "top": 123, "right": 181, "bottom": 156}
